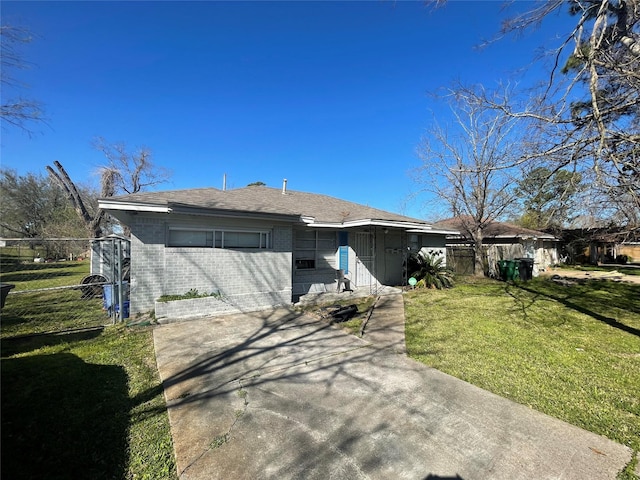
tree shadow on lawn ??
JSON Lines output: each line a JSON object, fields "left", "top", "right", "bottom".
{"left": 512, "top": 281, "right": 640, "bottom": 338}
{"left": 0, "top": 327, "right": 105, "bottom": 357}
{"left": 1, "top": 352, "right": 129, "bottom": 480}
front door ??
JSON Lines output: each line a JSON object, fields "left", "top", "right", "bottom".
{"left": 353, "top": 232, "right": 374, "bottom": 287}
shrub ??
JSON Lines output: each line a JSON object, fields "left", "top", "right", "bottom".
{"left": 407, "top": 251, "right": 454, "bottom": 289}
{"left": 157, "top": 289, "right": 223, "bottom": 302}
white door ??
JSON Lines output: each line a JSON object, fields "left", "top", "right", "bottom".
{"left": 354, "top": 232, "right": 374, "bottom": 287}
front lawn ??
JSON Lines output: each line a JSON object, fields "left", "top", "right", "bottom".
{"left": 1, "top": 324, "right": 177, "bottom": 479}
{"left": 405, "top": 276, "right": 640, "bottom": 477}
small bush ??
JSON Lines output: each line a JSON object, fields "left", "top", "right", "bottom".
{"left": 157, "top": 289, "right": 223, "bottom": 302}
{"left": 407, "top": 251, "right": 454, "bottom": 289}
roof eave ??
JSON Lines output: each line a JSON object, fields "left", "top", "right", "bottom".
{"left": 307, "top": 219, "right": 451, "bottom": 232}
{"left": 99, "top": 199, "right": 171, "bottom": 213}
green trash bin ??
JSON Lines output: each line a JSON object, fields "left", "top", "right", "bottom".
{"left": 505, "top": 260, "right": 519, "bottom": 281}
{"left": 498, "top": 260, "right": 508, "bottom": 281}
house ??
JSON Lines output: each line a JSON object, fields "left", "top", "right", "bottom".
{"left": 433, "top": 217, "right": 559, "bottom": 277}
{"left": 99, "top": 184, "right": 458, "bottom": 318}
{"left": 558, "top": 227, "right": 640, "bottom": 264}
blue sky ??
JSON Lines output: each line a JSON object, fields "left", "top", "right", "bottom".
{"left": 1, "top": 1, "right": 575, "bottom": 220}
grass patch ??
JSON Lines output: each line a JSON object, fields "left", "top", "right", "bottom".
{"left": 2, "top": 247, "right": 176, "bottom": 479}
{"left": 405, "top": 276, "right": 640, "bottom": 460}
{"left": 1, "top": 324, "right": 177, "bottom": 479}
{"left": 1, "top": 288, "right": 107, "bottom": 337}
{"left": 1, "top": 248, "right": 92, "bottom": 289}
{"left": 564, "top": 264, "right": 640, "bottom": 276}
{"left": 1, "top": 248, "right": 109, "bottom": 337}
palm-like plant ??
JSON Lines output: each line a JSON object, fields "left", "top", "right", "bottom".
{"left": 407, "top": 251, "right": 454, "bottom": 289}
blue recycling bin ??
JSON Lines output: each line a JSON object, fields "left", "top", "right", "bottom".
{"left": 103, "top": 283, "right": 130, "bottom": 318}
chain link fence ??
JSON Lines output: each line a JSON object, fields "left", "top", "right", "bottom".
{"left": 0, "top": 237, "right": 130, "bottom": 338}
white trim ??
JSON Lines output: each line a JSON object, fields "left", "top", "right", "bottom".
{"left": 308, "top": 219, "right": 447, "bottom": 231}
{"left": 407, "top": 228, "right": 460, "bottom": 235}
{"left": 98, "top": 200, "right": 171, "bottom": 213}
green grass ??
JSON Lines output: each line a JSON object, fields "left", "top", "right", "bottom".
{"left": 1, "top": 325, "right": 177, "bottom": 480}
{"left": 1, "top": 246, "right": 177, "bottom": 479}
{"left": 1, "top": 246, "right": 92, "bottom": 289}
{"left": 1, "top": 247, "right": 111, "bottom": 336}
{"left": 564, "top": 264, "right": 640, "bottom": 276}
{"left": 405, "top": 276, "right": 640, "bottom": 478}
{"left": 1, "top": 288, "right": 108, "bottom": 336}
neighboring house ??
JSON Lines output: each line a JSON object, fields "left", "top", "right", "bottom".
{"left": 99, "top": 185, "right": 458, "bottom": 317}
{"left": 433, "top": 217, "right": 559, "bottom": 277}
{"left": 559, "top": 227, "right": 640, "bottom": 264}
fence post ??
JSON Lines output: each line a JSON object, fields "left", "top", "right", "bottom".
{"left": 110, "top": 238, "right": 117, "bottom": 324}
{"left": 116, "top": 240, "right": 124, "bottom": 323}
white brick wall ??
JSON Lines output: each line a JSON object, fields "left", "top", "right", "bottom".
{"left": 128, "top": 216, "right": 293, "bottom": 316}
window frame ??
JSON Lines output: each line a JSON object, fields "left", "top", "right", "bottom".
{"left": 167, "top": 226, "right": 272, "bottom": 250}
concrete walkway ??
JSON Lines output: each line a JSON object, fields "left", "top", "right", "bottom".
{"left": 359, "top": 293, "right": 407, "bottom": 354}
{"left": 153, "top": 295, "right": 633, "bottom": 480}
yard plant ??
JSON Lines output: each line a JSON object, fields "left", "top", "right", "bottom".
{"left": 407, "top": 251, "right": 454, "bottom": 289}
{"left": 405, "top": 276, "right": 640, "bottom": 478}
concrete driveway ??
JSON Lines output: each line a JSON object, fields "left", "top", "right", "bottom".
{"left": 153, "top": 299, "right": 632, "bottom": 480}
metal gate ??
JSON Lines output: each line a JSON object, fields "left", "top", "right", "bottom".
{"left": 353, "top": 232, "right": 375, "bottom": 288}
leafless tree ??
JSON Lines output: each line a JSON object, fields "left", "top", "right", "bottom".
{"left": 92, "top": 137, "right": 171, "bottom": 195}
{"left": 477, "top": 0, "right": 640, "bottom": 224}
{"left": 0, "top": 25, "right": 45, "bottom": 135}
{"left": 46, "top": 141, "right": 171, "bottom": 237}
{"left": 417, "top": 85, "right": 528, "bottom": 275}
{"left": 46, "top": 161, "right": 105, "bottom": 238}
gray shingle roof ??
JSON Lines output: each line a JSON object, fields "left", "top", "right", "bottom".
{"left": 104, "top": 186, "right": 428, "bottom": 225}
{"left": 433, "top": 217, "right": 556, "bottom": 239}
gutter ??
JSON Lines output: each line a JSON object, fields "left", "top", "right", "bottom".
{"left": 98, "top": 199, "right": 171, "bottom": 213}
{"left": 308, "top": 219, "right": 451, "bottom": 231}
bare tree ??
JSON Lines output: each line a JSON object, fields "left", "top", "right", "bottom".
{"left": 92, "top": 137, "right": 171, "bottom": 195}
{"left": 46, "top": 141, "right": 171, "bottom": 237}
{"left": 417, "top": 85, "right": 527, "bottom": 275}
{"left": 0, "top": 25, "right": 45, "bottom": 135}
{"left": 483, "top": 0, "right": 640, "bottom": 222}
{"left": 46, "top": 161, "right": 105, "bottom": 238}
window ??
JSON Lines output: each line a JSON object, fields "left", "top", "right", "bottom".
{"left": 168, "top": 229, "right": 213, "bottom": 247}
{"left": 215, "top": 231, "right": 271, "bottom": 249}
{"left": 408, "top": 234, "right": 421, "bottom": 252}
{"left": 168, "top": 228, "right": 271, "bottom": 249}
{"left": 294, "top": 230, "right": 336, "bottom": 269}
